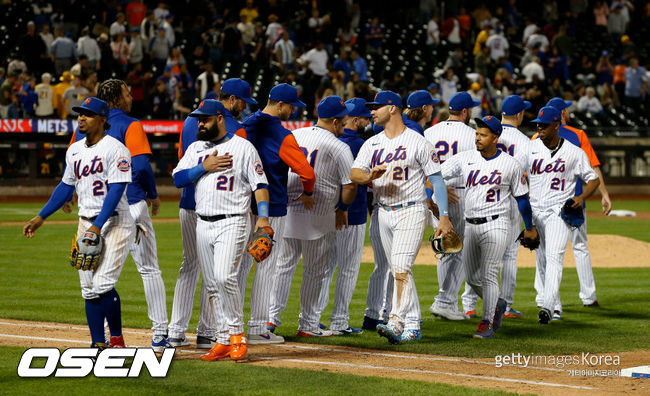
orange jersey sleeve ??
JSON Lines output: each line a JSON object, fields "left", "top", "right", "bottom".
{"left": 177, "top": 128, "right": 184, "bottom": 160}
{"left": 279, "top": 133, "right": 315, "bottom": 193}
{"left": 124, "top": 121, "right": 152, "bottom": 157}
{"left": 569, "top": 126, "right": 601, "bottom": 167}
{"left": 234, "top": 128, "right": 247, "bottom": 139}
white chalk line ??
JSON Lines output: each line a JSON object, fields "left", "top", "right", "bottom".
{"left": 257, "top": 356, "right": 596, "bottom": 390}
{"left": 0, "top": 332, "right": 594, "bottom": 391}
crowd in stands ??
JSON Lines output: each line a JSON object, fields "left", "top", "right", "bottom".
{"left": 0, "top": 0, "right": 649, "bottom": 131}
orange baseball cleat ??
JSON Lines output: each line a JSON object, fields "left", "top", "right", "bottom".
{"left": 229, "top": 333, "right": 248, "bottom": 361}
{"left": 200, "top": 343, "right": 232, "bottom": 361}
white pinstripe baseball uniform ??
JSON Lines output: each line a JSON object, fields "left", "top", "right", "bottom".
{"left": 364, "top": 199, "right": 394, "bottom": 324}
{"left": 442, "top": 150, "right": 528, "bottom": 323}
{"left": 353, "top": 128, "right": 440, "bottom": 332}
{"left": 63, "top": 136, "right": 136, "bottom": 300}
{"left": 423, "top": 120, "right": 475, "bottom": 313}
{"left": 462, "top": 124, "right": 531, "bottom": 312}
{"left": 173, "top": 136, "right": 268, "bottom": 345}
{"left": 269, "top": 126, "right": 355, "bottom": 333}
{"left": 524, "top": 138, "right": 598, "bottom": 314}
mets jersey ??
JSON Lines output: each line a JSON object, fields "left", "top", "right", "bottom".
{"left": 353, "top": 128, "right": 440, "bottom": 207}
{"left": 441, "top": 150, "right": 528, "bottom": 219}
{"left": 62, "top": 135, "right": 132, "bottom": 218}
{"left": 173, "top": 136, "right": 268, "bottom": 216}
{"left": 287, "top": 126, "right": 354, "bottom": 216}
{"left": 424, "top": 120, "right": 476, "bottom": 187}
{"left": 498, "top": 124, "right": 530, "bottom": 167}
{"left": 524, "top": 138, "right": 598, "bottom": 213}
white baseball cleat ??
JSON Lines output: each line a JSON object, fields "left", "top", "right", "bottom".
{"left": 247, "top": 332, "right": 285, "bottom": 344}
{"left": 429, "top": 305, "right": 468, "bottom": 320}
{"left": 296, "top": 329, "right": 333, "bottom": 337}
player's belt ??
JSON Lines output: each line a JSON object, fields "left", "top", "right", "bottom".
{"left": 198, "top": 214, "right": 242, "bottom": 222}
{"left": 381, "top": 201, "right": 417, "bottom": 211}
{"left": 80, "top": 212, "right": 118, "bottom": 222}
{"left": 465, "top": 215, "right": 499, "bottom": 225}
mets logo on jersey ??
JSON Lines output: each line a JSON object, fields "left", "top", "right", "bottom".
{"left": 254, "top": 160, "right": 264, "bottom": 175}
{"left": 430, "top": 149, "right": 439, "bottom": 163}
{"left": 521, "top": 173, "right": 527, "bottom": 184}
{"left": 117, "top": 157, "right": 131, "bottom": 172}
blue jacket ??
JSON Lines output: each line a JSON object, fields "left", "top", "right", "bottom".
{"left": 339, "top": 128, "right": 368, "bottom": 225}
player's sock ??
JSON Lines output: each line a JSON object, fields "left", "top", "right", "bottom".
{"left": 99, "top": 288, "right": 122, "bottom": 337}
{"left": 84, "top": 298, "right": 106, "bottom": 344}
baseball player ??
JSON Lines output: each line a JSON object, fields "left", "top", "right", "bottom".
{"left": 24, "top": 98, "right": 135, "bottom": 349}
{"left": 403, "top": 90, "right": 440, "bottom": 134}
{"left": 441, "top": 116, "right": 535, "bottom": 338}
{"left": 423, "top": 91, "right": 480, "bottom": 321}
{"left": 173, "top": 99, "right": 269, "bottom": 361}
{"left": 526, "top": 107, "right": 599, "bottom": 324}
{"left": 316, "top": 98, "right": 371, "bottom": 335}
{"left": 237, "top": 83, "right": 316, "bottom": 344}
{"left": 544, "top": 97, "right": 612, "bottom": 309}
{"left": 461, "top": 95, "right": 532, "bottom": 319}
{"left": 70, "top": 79, "right": 170, "bottom": 351}
{"left": 351, "top": 90, "right": 453, "bottom": 343}
{"left": 168, "top": 79, "right": 257, "bottom": 348}
{"left": 269, "top": 96, "right": 357, "bottom": 337}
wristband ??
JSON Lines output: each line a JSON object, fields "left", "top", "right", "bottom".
{"left": 303, "top": 190, "right": 313, "bottom": 196}
{"left": 425, "top": 187, "right": 433, "bottom": 200}
{"left": 257, "top": 201, "right": 269, "bottom": 218}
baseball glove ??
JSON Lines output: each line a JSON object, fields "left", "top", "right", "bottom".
{"left": 70, "top": 231, "right": 103, "bottom": 271}
{"left": 430, "top": 229, "right": 463, "bottom": 255}
{"left": 247, "top": 226, "right": 274, "bottom": 262}
{"left": 560, "top": 198, "right": 585, "bottom": 228}
{"left": 517, "top": 230, "right": 540, "bottom": 250}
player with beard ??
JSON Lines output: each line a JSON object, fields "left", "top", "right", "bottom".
{"left": 168, "top": 80, "right": 258, "bottom": 348}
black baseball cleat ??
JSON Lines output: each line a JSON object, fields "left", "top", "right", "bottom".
{"left": 538, "top": 308, "right": 552, "bottom": 324}
{"left": 584, "top": 301, "right": 599, "bottom": 307}
{"left": 362, "top": 316, "right": 380, "bottom": 331}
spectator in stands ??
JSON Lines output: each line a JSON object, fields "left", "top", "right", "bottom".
{"left": 110, "top": 12, "right": 127, "bottom": 37}
{"left": 474, "top": 45, "right": 491, "bottom": 78}
{"left": 542, "top": 1, "right": 559, "bottom": 22}
{"left": 598, "top": 80, "right": 620, "bottom": 107}
{"left": 126, "top": 0, "right": 147, "bottom": 29}
{"left": 551, "top": 25, "right": 573, "bottom": 57}
{"left": 444, "top": 48, "right": 465, "bottom": 76}
{"left": 250, "top": 23, "right": 267, "bottom": 62}
{"left": 220, "top": 18, "right": 245, "bottom": 63}
{"left": 338, "top": 23, "right": 357, "bottom": 51}
{"left": 275, "top": 31, "right": 297, "bottom": 73}
{"left": 522, "top": 19, "right": 537, "bottom": 44}
{"left": 35, "top": 73, "right": 54, "bottom": 118}
{"left": 308, "top": 9, "right": 330, "bottom": 44}
{"left": 19, "top": 75, "right": 38, "bottom": 117}
{"left": 298, "top": 41, "right": 329, "bottom": 80}
{"left": 350, "top": 49, "right": 368, "bottom": 83}
{"left": 129, "top": 27, "right": 145, "bottom": 66}
{"left": 50, "top": 31, "right": 78, "bottom": 77}
{"left": 440, "top": 68, "right": 459, "bottom": 105}
{"left": 426, "top": 15, "right": 440, "bottom": 52}
{"left": 578, "top": 87, "right": 604, "bottom": 113}
{"left": 364, "top": 17, "right": 384, "bottom": 55}
{"left": 333, "top": 50, "right": 352, "bottom": 83}
{"left": 51, "top": 71, "right": 70, "bottom": 118}
{"left": 613, "top": 60, "right": 627, "bottom": 100}
{"left": 110, "top": 33, "right": 130, "bottom": 76}
{"left": 70, "top": 55, "right": 91, "bottom": 80}
{"left": 0, "top": 72, "right": 18, "bottom": 118}
{"left": 473, "top": 24, "right": 490, "bottom": 56}
{"left": 486, "top": 26, "right": 509, "bottom": 62}
{"left": 150, "top": 79, "right": 173, "bottom": 118}
{"left": 427, "top": 82, "right": 441, "bottom": 102}
{"left": 496, "top": 56, "right": 514, "bottom": 77}
{"left": 611, "top": 0, "right": 634, "bottom": 27}
{"left": 469, "top": 82, "right": 485, "bottom": 119}
{"left": 126, "top": 62, "right": 150, "bottom": 118}
{"left": 32, "top": 1, "right": 53, "bottom": 28}
{"left": 458, "top": 8, "right": 472, "bottom": 40}
{"left": 593, "top": 1, "right": 609, "bottom": 32}
{"left": 576, "top": 55, "right": 596, "bottom": 85}
{"left": 520, "top": 42, "right": 541, "bottom": 68}
{"left": 175, "top": 63, "right": 195, "bottom": 99}
{"left": 140, "top": 11, "right": 157, "bottom": 43}
{"left": 7, "top": 54, "right": 28, "bottom": 76}
{"left": 441, "top": 13, "right": 462, "bottom": 47}
{"left": 153, "top": 2, "right": 169, "bottom": 24}
{"left": 522, "top": 56, "right": 545, "bottom": 83}
{"left": 40, "top": 24, "right": 54, "bottom": 57}
{"left": 196, "top": 62, "right": 219, "bottom": 100}
{"left": 20, "top": 22, "right": 47, "bottom": 76}
{"left": 526, "top": 27, "right": 549, "bottom": 53}
{"left": 265, "top": 14, "right": 282, "bottom": 49}
{"left": 161, "top": 14, "right": 176, "bottom": 47}
{"left": 85, "top": 71, "right": 99, "bottom": 96}
{"left": 7, "top": 92, "right": 22, "bottom": 119}
{"left": 238, "top": 14, "right": 256, "bottom": 51}
{"left": 149, "top": 27, "right": 171, "bottom": 73}
{"left": 607, "top": 5, "right": 626, "bottom": 42}
{"left": 166, "top": 47, "right": 185, "bottom": 75}
{"left": 547, "top": 46, "right": 570, "bottom": 83}
{"left": 77, "top": 27, "right": 101, "bottom": 71}
{"left": 62, "top": 76, "right": 89, "bottom": 120}
{"left": 620, "top": 35, "right": 638, "bottom": 63}
{"left": 624, "top": 57, "right": 647, "bottom": 110}
{"left": 97, "top": 33, "right": 113, "bottom": 80}
{"left": 173, "top": 85, "right": 193, "bottom": 118}
{"left": 240, "top": 0, "right": 259, "bottom": 23}
{"left": 188, "top": 46, "right": 207, "bottom": 77}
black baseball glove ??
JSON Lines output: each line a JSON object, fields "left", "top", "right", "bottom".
{"left": 517, "top": 230, "right": 540, "bottom": 250}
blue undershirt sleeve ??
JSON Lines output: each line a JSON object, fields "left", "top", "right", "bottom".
{"left": 132, "top": 154, "right": 158, "bottom": 199}
{"left": 173, "top": 163, "right": 206, "bottom": 188}
{"left": 93, "top": 183, "right": 127, "bottom": 229}
{"left": 38, "top": 182, "right": 75, "bottom": 219}
{"left": 427, "top": 172, "right": 449, "bottom": 217}
{"left": 515, "top": 194, "right": 534, "bottom": 230}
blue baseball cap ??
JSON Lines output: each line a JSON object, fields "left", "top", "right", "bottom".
{"left": 221, "top": 78, "right": 258, "bottom": 105}
{"left": 501, "top": 95, "right": 531, "bottom": 116}
{"left": 269, "top": 83, "right": 306, "bottom": 107}
{"left": 546, "top": 97, "right": 572, "bottom": 111}
{"left": 367, "top": 90, "right": 403, "bottom": 108}
{"left": 475, "top": 115, "right": 502, "bottom": 136}
{"left": 407, "top": 90, "right": 440, "bottom": 109}
{"left": 317, "top": 95, "right": 354, "bottom": 118}
{"left": 345, "top": 98, "right": 372, "bottom": 117}
{"left": 72, "top": 97, "right": 109, "bottom": 117}
{"left": 204, "top": 91, "right": 218, "bottom": 100}
{"left": 427, "top": 82, "right": 439, "bottom": 90}
{"left": 189, "top": 99, "right": 226, "bottom": 117}
{"left": 532, "top": 106, "right": 562, "bottom": 124}
{"left": 448, "top": 91, "right": 480, "bottom": 111}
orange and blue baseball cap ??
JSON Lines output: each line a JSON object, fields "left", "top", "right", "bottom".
{"left": 407, "top": 90, "right": 440, "bottom": 109}
{"left": 448, "top": 91, "right": 480, "bottom": 111}
{"left": 546, "top": 97, "right": 572, "bottom": 111}
{"left": 532, "top": 106, "right": 561, "bottom": 124}
{"left": 269, "top": 83, "right": 306, "bottom": 107}
{"left": 345, "top": 98, "right": 372, "bottom": 117}
{"left": 189, "top": 99, "right": 226, "bottom": 117}
{"left": 367, "top": 90, "right": 403, "bottom": 108}
{"left": 317, "top": 95, "right": 354, "bottom": 118}
{"left": 501, "top": 95, "right": 531, "bottom": 115}
{"left": 475, "top": 115, "right": 502, "bottom": 136}
{"left": 221, "top": 78, "right": 258, "bottom": 105}
{"left": 72, "top": 97, "right": 109, "bottom": 117}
